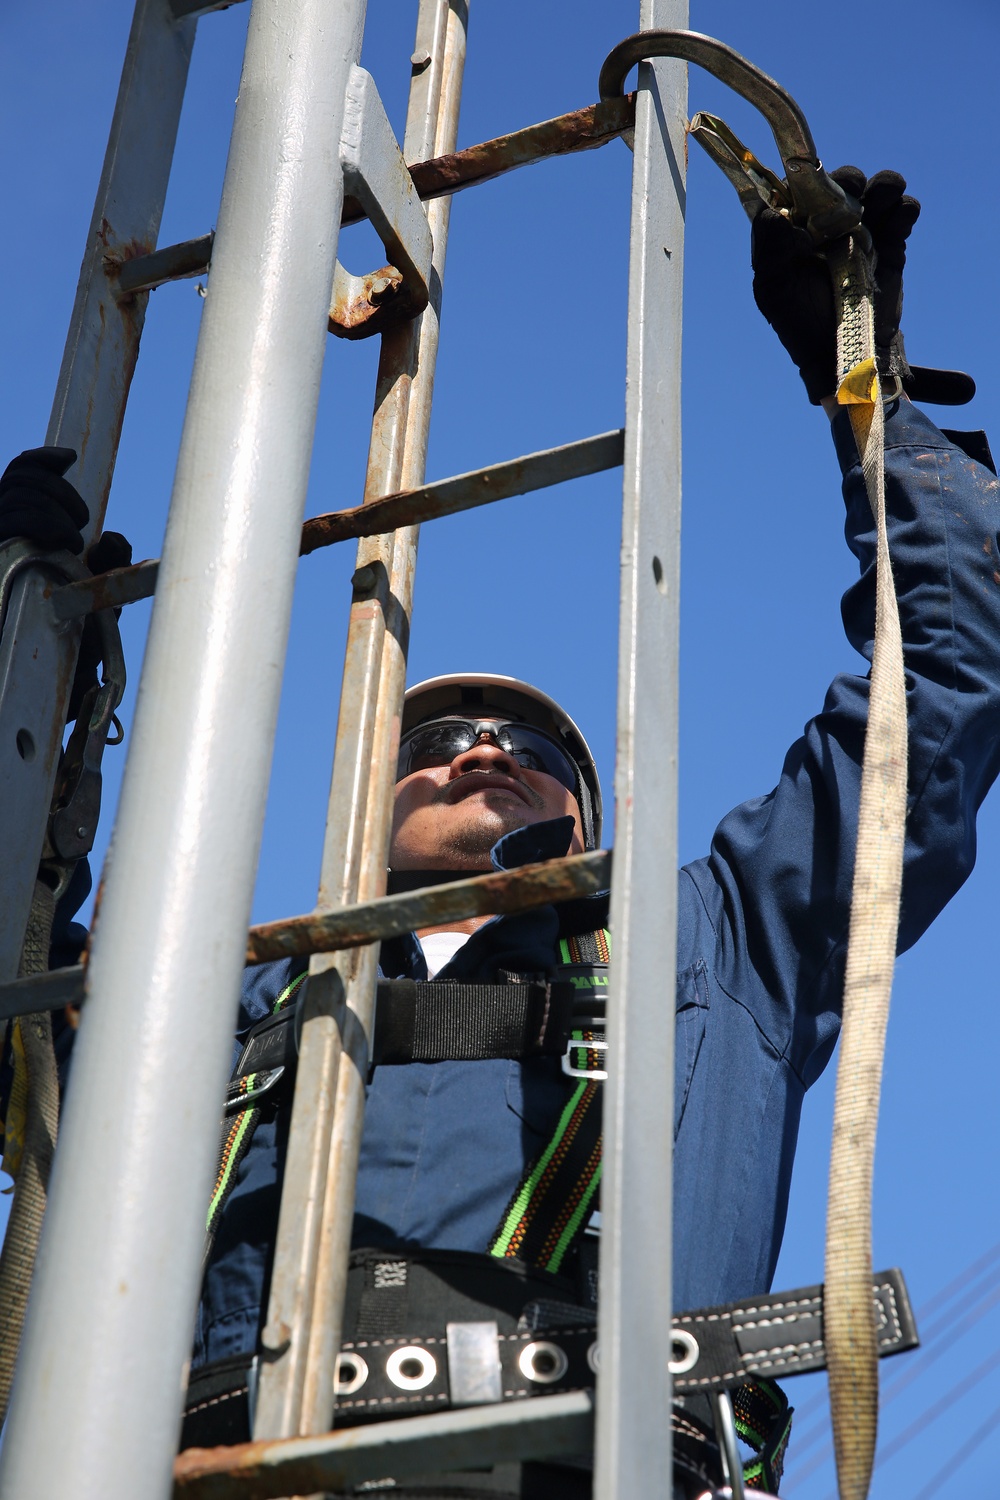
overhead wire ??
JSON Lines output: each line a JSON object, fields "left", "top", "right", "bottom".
{"left": 910, "top": 1393, "right": 1000, "bottom": 1500}
{"left": 785, "top": 1278, "right": 1000, "bottom": 1488}
{"left": 783, "top": 1257, "right": 1000, "bottom": 1468}
{"left": 788, "top": 1237, "right": 1000, "bottom": 1430}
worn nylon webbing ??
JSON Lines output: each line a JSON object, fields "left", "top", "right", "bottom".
{"left": 205, "top": 970, "right": 307, "bottom": 1247}
{"left": 489, "top": 929, "right": 609, "bottom": 1274}
{"left": 824, "top": 240, "right": 908, "bottom": 1500}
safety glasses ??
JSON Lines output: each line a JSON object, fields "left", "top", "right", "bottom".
{"left": 397, "top": 717, "right": 579, "bottom": 791}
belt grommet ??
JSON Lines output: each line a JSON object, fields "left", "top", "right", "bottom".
{"left": 586, "top": 1341, "right": 600, "bottom": 1374}
{"left": 668, "top": 1327, "right": 699, "bottom": 1375}
{"left": 518, "top": 1340, "right": 568, "bottom": 1385}
{"left": 334, "top": 1351, "right": 369, "bottom": 1396}
{"left": 386, "top": 1345, "right": 437, "bottom": 1391}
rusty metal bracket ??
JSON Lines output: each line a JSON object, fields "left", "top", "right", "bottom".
{"left": 599, "top": 29, "right": 862, "bottom": 245}
{"left": 330, "top": 66, "right": 433, "bottom": 340}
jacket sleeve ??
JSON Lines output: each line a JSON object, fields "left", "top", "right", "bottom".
{"left": 683, "top": 400, "right": 1000, "bottom": 1087}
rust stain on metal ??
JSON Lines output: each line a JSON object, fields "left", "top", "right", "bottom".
{"left": 340, "top": 96, "right": 636, "bottom": 227}
{"left": 246, "top": 852, "right": 609, "bottom": 965}
{"left": 328, "top": 264, "right": 428, "bottom": 341}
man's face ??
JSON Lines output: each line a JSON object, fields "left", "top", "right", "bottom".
{"left": 390, "top": 719, "right": 585, "bottom": 871}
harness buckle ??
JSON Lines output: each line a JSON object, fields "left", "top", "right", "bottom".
{"left": 561, "top": 1037, "right": 608, "bottom": 1081}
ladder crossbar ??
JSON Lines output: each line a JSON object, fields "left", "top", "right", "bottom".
{"left": 52, "top": 430, "right": 625, "bottom": 617}
{"left": 117, "top": 94, "right": 637, "bottom": 296}
{"left": 173, "top": 1392, "right": 594, "bottom": 1500}
{"left": 0, "top": 852, "right": 610, "bottom": 1022}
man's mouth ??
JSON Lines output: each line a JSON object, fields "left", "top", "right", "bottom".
{"left": 439, "top": 771, "right": 538, "bottom": 808}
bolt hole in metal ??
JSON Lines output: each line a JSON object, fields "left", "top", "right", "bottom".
{"left": 668, "top": 1327, "right": 700, "bottom": 1375}
{"left": 518, "top": 1340, "right": 568, "bottom": 1385}
{"left": 333, "top": 1351, "right": 369, "bottom": 1396}
{"left": 15, "top": 728, "right": 35, "bottom": 762}
{"left": 385, "top": 1346, "right": 437, "bottom": 1391}
{"left": 651, "top": 555, "right": 667, "bottom": 594}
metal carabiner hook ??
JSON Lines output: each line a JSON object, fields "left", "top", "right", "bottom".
{"left": 599, "top": 29, "right": 863, "bottom": 247}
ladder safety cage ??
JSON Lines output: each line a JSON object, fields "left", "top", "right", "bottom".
{"left": 0, "top": 3, "right": 913, "bottom": 1499}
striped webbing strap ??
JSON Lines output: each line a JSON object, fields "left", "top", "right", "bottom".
{"left": 488, "top": 928, "right": 609, "bottom": 1275}
{"left": 204, "top": 969, "right": 307, "bottom": 1249}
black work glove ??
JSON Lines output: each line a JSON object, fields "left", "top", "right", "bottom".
{"left": 0, "top": 446, "right": 91, "bottom": 553}
{"left": 0, "top": 445, "right": 132, "bottom": 721}
{"left": 751, "top": 166, "right": 920, "bottom": 404}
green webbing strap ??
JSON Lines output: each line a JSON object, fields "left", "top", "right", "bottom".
{"left": 204, "top": 969, "right": 307, "bottom": 1253}
{"left": 489, "top": 929, "right": 609, "bottom": 1275}
{"left": 733, "top": 1377, "right": 794, "bottom": 1493}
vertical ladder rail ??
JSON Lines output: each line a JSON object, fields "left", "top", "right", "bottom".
{"left": 253, "top": 0, "right": 469, "bottom": 1439}
{"left": 0, "top": 0, "right": 196, "bottom": 981}
{"left": 596, "top": 3, "right": 687, "bottom": 1497}
{"left": 0, "top": 0, "right": 368, "bottom": 1495}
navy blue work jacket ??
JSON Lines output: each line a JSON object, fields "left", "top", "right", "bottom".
{"left": 194, "top": 403, "right": 1000, "bottom": 1372}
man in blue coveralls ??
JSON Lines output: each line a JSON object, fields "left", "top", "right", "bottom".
{"left": 3, "top": 168, "right": 1000, "bottom": 1497}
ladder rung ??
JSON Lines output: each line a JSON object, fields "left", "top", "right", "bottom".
{"left": 116, "top": 233, "right": 215, "bottom": 296}
{"left": 51, "top": 431, "right": 624, "bottom": 618}
{"left": 173, "top": 1390, "right": 594, "bottom": 1500}
{"left": 346, "top": 94, "right": 637, "bottom": 223}
{"left": 246, "top": 850, "right": 610, "bottom": 964}
{"left": 300, "top": 428, "right": 624, "bottom": 553}
{"left": 0, "top": 853, "right": 610, "bottom": 1021}
{"left": 115, "top": 95, "right": 637, "bottom": 298}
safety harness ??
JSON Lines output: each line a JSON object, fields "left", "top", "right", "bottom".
{"left": 198, "top": 930, "right": 796, "bottom": 1493}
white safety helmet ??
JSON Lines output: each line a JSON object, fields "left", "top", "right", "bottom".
{"left": 401, "top": 673, "right": 603, "bottom": 848}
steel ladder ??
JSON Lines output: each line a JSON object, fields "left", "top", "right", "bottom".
{"left": 0, "top": 1, "right": 686, "bottom": 1495}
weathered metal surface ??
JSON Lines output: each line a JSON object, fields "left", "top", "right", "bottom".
{"left": 330, "top": 66, "right": 433, "bottom": 340}
{"left": 0, "top": 0, "right": 194, "bottom": 1009}
{"left": 300, "top": 430, "right": 624, "bottom": 552}
{"left": 124, "top": 96, "right": 638, "bottom": 306}
{"left": 246, "top": 852, "right": 609, "bottom": 964}
{"left": 594, "top": 6, "right": 687, "bottom": 1500}
{"left": 49, "top": 558, "right": 160, "bottom": 618}
{"left": 0, "top": 0, "right": 367, "bottom": 1495}
{"left": 174, "top": 1391, "right": 595, "bottom": 1500}
{"left": 51, "top": 428, "right": 624, "bottom": 616}
{"left": 116, "top": 231, "right": 215, "bottom": 296}
{"left": 342, "top": 95, "right": 637, "bottom": 224}
{"left": 253, "top": 0, "right": 469, "bottom": 1441}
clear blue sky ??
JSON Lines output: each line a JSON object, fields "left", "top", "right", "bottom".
{"left": 2, "top": 2, "right": 999, "bottom": 1493}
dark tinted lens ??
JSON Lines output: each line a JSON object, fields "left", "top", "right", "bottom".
{"left": 397, "top": 718, "right": 579, "bottom": 792}
{"left": 398, "top": 722, "right": 476, "bottom": 776}
{"left": 501, "top": 726, "right": 578, "bottom": 791}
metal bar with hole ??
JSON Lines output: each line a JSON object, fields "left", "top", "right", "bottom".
{"left": 595, "top": 3, "right": 688, "bottom": 1498}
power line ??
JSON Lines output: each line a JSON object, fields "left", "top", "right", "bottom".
{"left": 910, "top": 1393, "right": 1000, "bottom": 1500}
{"left": 788, "top": 1239, "right": 1000, "bottom": 1430}
{"left": 783, "top": 1274, "right": 1000, "bottom": 1476}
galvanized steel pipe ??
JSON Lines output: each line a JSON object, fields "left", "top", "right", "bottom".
{"left": 0, "top": 0, "right": 367, "bottom": 1494}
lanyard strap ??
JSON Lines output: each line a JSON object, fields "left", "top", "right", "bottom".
{"left": 824, "top": 238, "right": 908, "bottom": 1500}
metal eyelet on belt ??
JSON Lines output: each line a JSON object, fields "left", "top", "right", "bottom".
{"left": 334, "top": 1351, "right": 370, "bottom": 1396}
{"left": 386, "top": 1345, "right": 437, "bottom": 1391}
{"left": 668, "top": 1327, "right": 700, "bottom": 1375}
{"left": 518, "top": 1340, "right": 568, "bottom": 1384}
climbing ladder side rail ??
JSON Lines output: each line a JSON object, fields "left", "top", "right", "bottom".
{"left": 0, "top": 0, "right": 196, "bottom": 982}
{"left": 0, "top": 0, "right": 369, "bottom": 1496}
{"left": 253, "top": 0, "right": 469, "bottom": 1439}
{"left": 597, "top": 3, "right": 688, "bottom": 1497}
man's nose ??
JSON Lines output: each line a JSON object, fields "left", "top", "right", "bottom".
{"left": 450, "top": 733, "right": 521, "bottom": 777}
